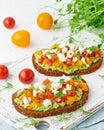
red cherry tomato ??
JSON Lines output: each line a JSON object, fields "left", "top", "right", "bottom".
{"left": 3, "top": 17, "right": 15, "bottom": 29}
{"left": 0, "top": 65, "right": 9, "bottom": 80}
{"left": 18, "top": 68, "right": 34, "bottom": 84}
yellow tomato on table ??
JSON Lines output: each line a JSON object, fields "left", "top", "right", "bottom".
{"left": 11, "top": 30, "right": 30, "bottom": 47}
{"left": 37, "top": 12, "right": 53, "bottom": 30}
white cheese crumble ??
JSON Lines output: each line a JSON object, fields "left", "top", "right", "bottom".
{"left": 22, "top": 96, "right": 29, "bottom": 108}
{"left": 62, "top": 47, "right": 68, "bottom": 53}
{"left": 43, "top": 99, "right": 52, "bottom": 107}
{"left": 72, "top": 57, "right": 78, "bottom": 62}
{"left": 81, "top": 57, "right": 86, "bottom": 64}
{"left": 63, "top": 89, "right": 67, "bottom": 94}
{"left": 66, "top": 84, "right": 72, "bottom": 90}
{"left": 67, "top": 50, "right": 74, "bottom": 58}
{"left": 33, "top": 90, "right": 38, "bottom": 97}
{"left": 47, "top": 54, "right": 52, "bottom": 59}
{"left": 78, "top": 46, "right": 84, "bottom": 53}
{"left": 51, "top": 82, "right": 61, "bottom": 90}
{"left": 57, "top": 53, "right": 67, "bottom": 62}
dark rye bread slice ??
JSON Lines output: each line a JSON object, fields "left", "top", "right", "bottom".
{"left": 12, "top": 80, "right": 89, "bottom": 118}
{"left": 12, "top": 91, "right": 88, "bottom": 118}
{"left": 32, "top": 54, "right": 103, "bottom": 76}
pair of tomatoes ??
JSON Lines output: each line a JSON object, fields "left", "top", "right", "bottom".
{"left": 0, "top": 65, "right": 34, "bottom": 84}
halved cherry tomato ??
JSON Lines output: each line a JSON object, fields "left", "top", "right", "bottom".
{"left": 18, "top": 68, "right": 34, "bottom": 84}
{"left": 37, "top": 12, "right": 53, "bottom": 30}
{"left": 3, "top": 17, "right": 15, "bottom": 29}
{"left": 0, "top": 65, "right": 9, "bottom": 80}
{"left": 11, "top": 30, "right": 30, "bottom": 48}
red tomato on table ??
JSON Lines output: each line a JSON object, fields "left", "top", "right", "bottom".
{"left": 0, "top": 65, "right": 9, "bottom": 80}
{"left": 18, "top": 68, "right": 34, "bottom": 84}
{"left": 3, "top": 17, "right": 15, "bottom": 29}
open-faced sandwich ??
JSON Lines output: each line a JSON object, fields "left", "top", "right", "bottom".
{"left": 12, "top": 76, "right": 89, "bottom": 118}
{"left": 32, "top": 43, "right": 103, "bottom": 76}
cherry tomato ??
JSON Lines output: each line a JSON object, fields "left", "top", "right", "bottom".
{"left": 3, "top": 17, "right": 15, "bottom": 29}
{"left": 37, "top": 12, "right": 53, "bottom": 30}
{"left": 0, "top": 65, "right": 9, "bottom": 80}
{"left": 11, "top": 30, "right": 30, "bottom": 48}
{"left": 18, "top": 68, "right": 34, "bottom": 84}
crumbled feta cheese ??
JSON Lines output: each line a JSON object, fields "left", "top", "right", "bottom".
{"left": 72, "top": 57, "right": 78, "bottom": 62}
{"left": 47, "top": 55, "right": 52, "bottom": 59}
{"left": 62, "top": 47, "right": 68, "bottom": 53}
{"left": 66, "top": 84, "right": 72, "bottom": 90}
{"left": 87, "top": 49, "right": 92, "bottom": 54}
{"left": 52, "top": 89, "right": 59, "bottom": 95}
{"left": 33, "top": 90, "right": 38, "bottom": 97}
{"left": 43, "top": 99, "right": 52, "bottom": 107}
{"left": 51, "top": 82, "right": 61, "bottom": 90}
{"left": 78, "top": 46, "right": 84, "bottom": 53}
{"left": 22, "top": 97, "right": 29, "bottom": 108}
{"left": 67, "top": 50, "right": 74, "bottom": 58}
{"left": 63, "top": 89, "right": 67, "bottom": 94}
{"left": 81, "top": 57, "right": 86, "bottom": 64}
{"left": 57, "top": 53, "right": 67, "bottom": 62}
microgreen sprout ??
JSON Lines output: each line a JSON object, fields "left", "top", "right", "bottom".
{"left": 0, "top": 82, "right": 13, "bottom": 93}
{"left": 16, "top": 117, "right": 38, "bottom": 130}
{"left": 79, "top": 107, "right": 92, "bottom": 115}
{"left": 99, "top": 74, "right": 104, "bottom": 79}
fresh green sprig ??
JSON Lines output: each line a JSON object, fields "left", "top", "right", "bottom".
{"left": 16, "top": 117, "right": 38, "bottom": 130}
{"left": 54, "top": 0, "right": 104, "bottom": 33}
{"left": 0, "top": 82, "right": 13, "bottom": 93}
{"left": 99, "top": 74, "right": 104, "bottom": 78}
{"left": 79, "top": 107, "right": 92, "bottom": 115}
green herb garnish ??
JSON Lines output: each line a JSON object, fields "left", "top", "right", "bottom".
{"left": 56, "top": 91, "right": 63, "bottom": 97}
{"left": 59, "top": 78, "right": 65, "bottom": 84}
{"left": 0, "top": 82, "right": 13, "bottom": 93}
{"left": 72, "top": 75, "right": 82, "bottom": 80}
{"left": 79, "top": 107, "right": 92, "bottom": 114}
{"left": 99, "top": 74, "right": 104, "bottom": 78}
{"left": 16, "top": 117, "right": 38, "bottom": 130}
{"left": 54, "top": 0, "right": 104, "bottom": 33}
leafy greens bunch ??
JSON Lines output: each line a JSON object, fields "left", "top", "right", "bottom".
{"left": 54, "top": 0, "right": 104, "bottom": 33}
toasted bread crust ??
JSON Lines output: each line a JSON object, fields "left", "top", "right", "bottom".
{"left": 12, "top": 88, "right": 89, "bottom": 118}
{"left": 32, "top": 54, "right": 103, "bottom": 76}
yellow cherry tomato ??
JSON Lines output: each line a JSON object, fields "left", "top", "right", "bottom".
{"left": 37, "top": 12, "right": 53, "bottom": 30}
{"left": 11, "top": 30, "right": 30, "bottom": 47}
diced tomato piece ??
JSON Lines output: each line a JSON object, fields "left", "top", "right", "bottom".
{"left": 48, "top": 59, "right": 53, "bottom": 66}
{"left": 81, "top": 51, "right": 87, "bottom": 57}
{"left": 65, "top": 58, "right": 72, "bottom": 66}
{"left": 38, "top": 55, "right": 47, "bottom": 64}
{"left": 46, "top": 89, "right": 54, "bottom": 99}
{"left": 42, "top": 78, "right": 51, "bottom": 85}
{"left": 61, "top": 95, "right": 67, "bottom": 102}
{"left": 69, "top": 90, "right": 76, "bottom": 96}
{"left": 36, "top": 93, "right": 45, "bottom": 101}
